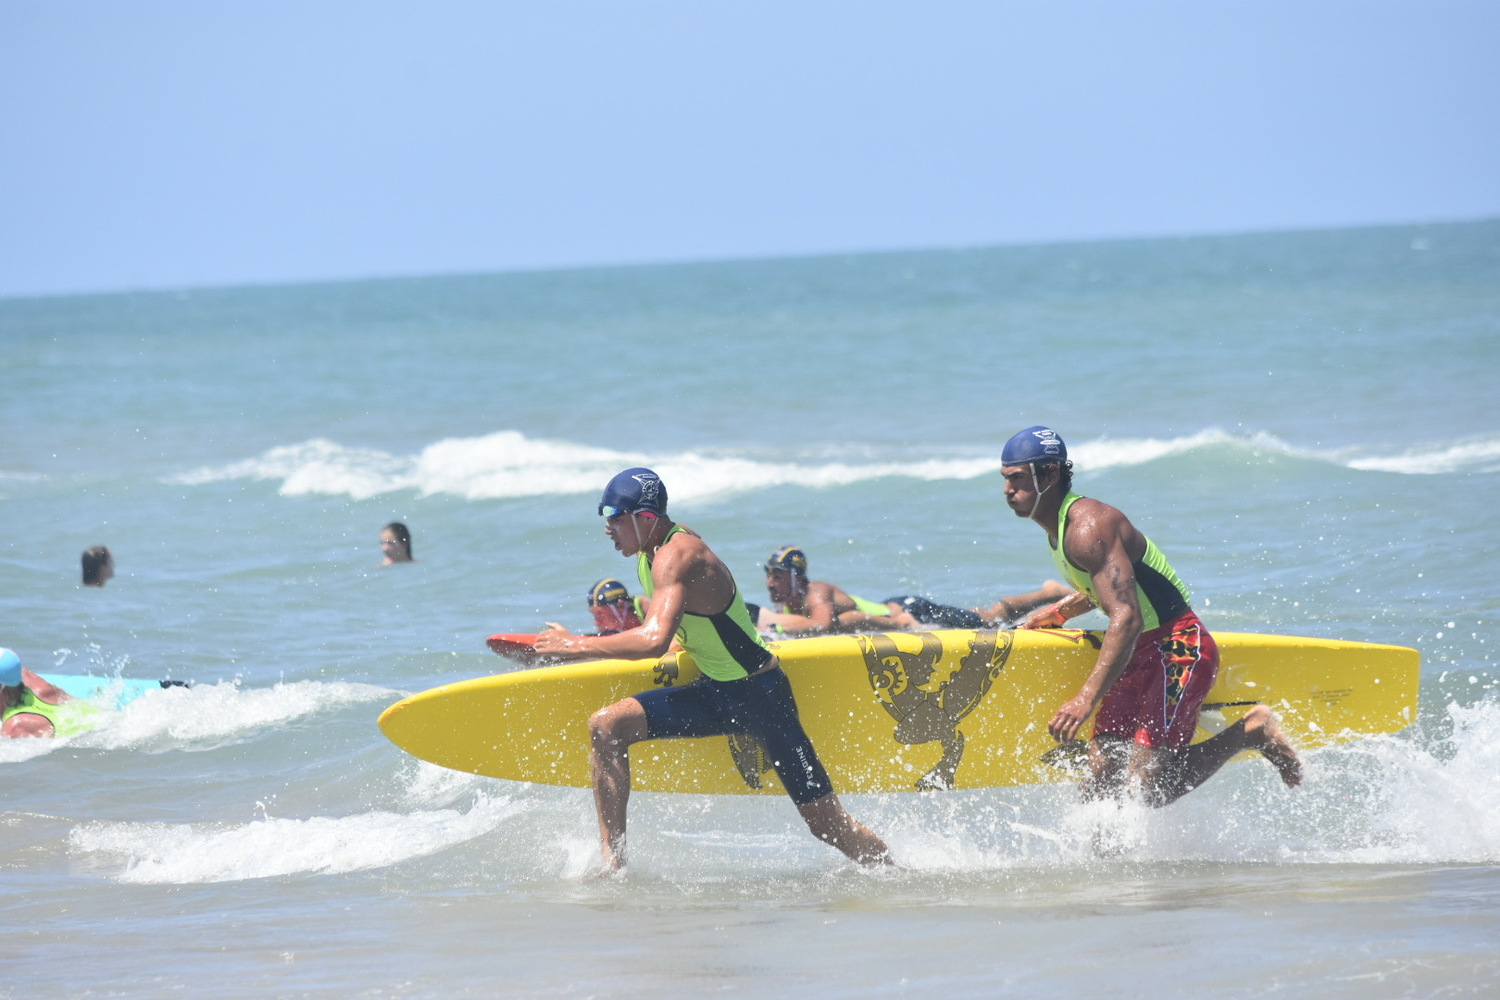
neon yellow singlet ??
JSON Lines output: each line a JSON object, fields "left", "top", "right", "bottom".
{"left": 3, "top": 688, "right": 104, "bottom": 737}
{"left": 1049, "top": 492, "right": 1191, "bottom": 631}
{"left": 849, "top": 595, "right": 892, "bottom": 617}
{"left": 778, "top": 594, "right": 889, "bottom": 618}
{"left": 638, "top": 525, "right": 772, "bottom": 681}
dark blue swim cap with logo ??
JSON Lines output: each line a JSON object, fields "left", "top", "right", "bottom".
{"left": 588, "top": 578, "right": 631, "bottom": 607}
{"left": 764, "top": 546, "right": 808, "bottom": 574}
{"left": 598, "top": 467, "right": 668, "bottom": 517}
{"left": 1001, "top": 426, "right": 1067, "bottom": 465}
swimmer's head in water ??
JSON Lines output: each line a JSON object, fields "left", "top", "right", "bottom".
{"left": 0, "top": 648, "right": 22, "bottom": 688}
{"left": 587, "top": 578, "right": 643, "bottom": 633}
{"left": 588, "top": 578, "right": 631, "bottom": 607}
{"left": 764, "top": 546, "right": 808, "bottom": 575}
{"left": 763, "top": 547, "right": 808, "bottom": 605}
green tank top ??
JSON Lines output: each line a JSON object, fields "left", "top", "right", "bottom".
{"left": 849, "top": 594, "right": 892, "bottom": 617}
{"left": 3, "top": 687, "right": 104, "bottom": 738}
{"left": 779, "top": 593, "right": 889, "bottom": 619}
{"left": 1049, "top": 492, "right": 1191, "bottom": 631}
{"left": 638, "top": 525, "right": 772, "bottom": 681}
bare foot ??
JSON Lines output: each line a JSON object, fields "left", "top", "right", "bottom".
{"left": 1245, "top": 705, "right": 1302, "bottom": 788}
{"left": 569, "top": 855, "right": 624, "bottom": 883}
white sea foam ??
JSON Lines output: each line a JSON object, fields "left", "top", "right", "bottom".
{"left": 1344, "top": 700, "right": 1500, "bottom": 862}
{"left": 69, "top": 791, "right": 522, "bottom": 884}
{"left": 171, "top": 430, "right": 1001, "bottom": 502}
{"left": 74, "top": 679, "right": 395, "bottom": 751}
{"left": 171, "top": 427, "right": 1495, "bottom": 504}
{"left": 0, "top": 679, "right": 395, "bottom": 760}
{"left": 1065, "top": 428, "right": 1297, "bottom": 469}
{"left": 174, "top": 438, "right": 416, "bottom": 500}
{"left": 0, "top": 736, "right": 56, "bottom": 764}
{"left": 1343, "top": 435, "right": 1500, "bottom": 475}
{"left": 398, "top": 758, "right": 497, "bottom": 810}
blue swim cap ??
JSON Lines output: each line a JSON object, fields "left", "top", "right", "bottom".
{"left": 1002, "top": 426, "right": 1067, "bottom": 465}
{"left": 765, "top": 546, "right": 808, "bottom": 574}
{"left": 598, "top": 468, "right": 668, "bottom": 517}
{"left": 588, "top": 578, "right": 631, "bottom": 607}
{"left": 0, "top": 648, "right": 22, "bottom": 687}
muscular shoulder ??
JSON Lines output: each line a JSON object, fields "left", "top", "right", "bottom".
{"left": 1062, "top": 498, "right": 1137, "bottom": 568}
{"left": 652, "top": 525, "right": 710, "bottom": 571}
{"left": 1068, "top": 495, "right": 1127, "bottom": 524}
{"left": 650, "top": 526, "right": 727, "bottom": 588}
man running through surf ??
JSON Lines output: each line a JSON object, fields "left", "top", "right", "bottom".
{"left": 999, "top": 426, "right": 1302, "bottom": 806}
{"left": 533, "top": 468, "right": 891, "bottom": 874}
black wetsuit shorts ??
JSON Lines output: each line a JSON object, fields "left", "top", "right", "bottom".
{"left": 885, "top": 595, "right": 984, "bottom": 629}
{"left": 633, "top": 667, "right": 833, "bottom": 805}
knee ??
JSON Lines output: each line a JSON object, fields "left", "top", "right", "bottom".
{"left": 588, "top": 705, "right": 620, "bottom": 745}
{"left": 589, "top": 701, "right": 641, "bottom": 752}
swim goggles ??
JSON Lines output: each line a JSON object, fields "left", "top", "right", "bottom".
{"left": 598, "top": 505, "right": 657, "bottom": 519}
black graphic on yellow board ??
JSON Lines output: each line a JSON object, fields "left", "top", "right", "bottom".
{"left": 856, "top": 630, "right": 1013, "bottom": 790}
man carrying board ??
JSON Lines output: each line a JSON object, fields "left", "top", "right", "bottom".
{"left": 533, "top": 468, "right": 891, "bottom": 873}
{"left": 998, "top": 426, "right": 1302, "bottom": 806}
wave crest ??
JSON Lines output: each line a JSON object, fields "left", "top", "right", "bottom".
{"left": 169, "top": 428, "right": 1500, "bottom": 502}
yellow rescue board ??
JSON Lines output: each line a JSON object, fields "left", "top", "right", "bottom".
{"left": 377, "top": 629, "right": 1419, "bottom": 794}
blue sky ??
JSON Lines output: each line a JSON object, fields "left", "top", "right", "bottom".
{"left": 2, "top": 1, "right": 1496, "bottom": 299}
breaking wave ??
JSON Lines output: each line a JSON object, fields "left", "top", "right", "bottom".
{"left": 170, "top": 428, "right": 1500, "bottom": 503}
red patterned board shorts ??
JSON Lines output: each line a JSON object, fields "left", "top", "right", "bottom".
{"left": 1092, "top": 609, "right": 1218, "bottom": 751}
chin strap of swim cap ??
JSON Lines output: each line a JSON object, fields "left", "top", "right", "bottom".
{"left": 631, "top": 511, "right": 664, "bottom": 556}
{"left": 1027, "top": 462, "right": 1053, "bottom": 519}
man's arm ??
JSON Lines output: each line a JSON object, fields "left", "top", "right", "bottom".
{"left": 21, "top": 668, "right": 70, "bottom": 702}
{"left": 838, "top": 607, "right": 912, "bottom": 631}
{"left": 1047, "top": 505, "right": 1144, "bottom": 742}
{"left": 1017, "top": 590, "right": 1094, "bottom": 629}
{"left": 766, "top": 581, "right": 841, "bottom": 634}
{"left": 977, "top": 580, "right": 1078, "bottom": 625}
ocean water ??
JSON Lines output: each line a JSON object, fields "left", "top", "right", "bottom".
{"left": 3, "top": 220, "right": 1499, "bottom": 998}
